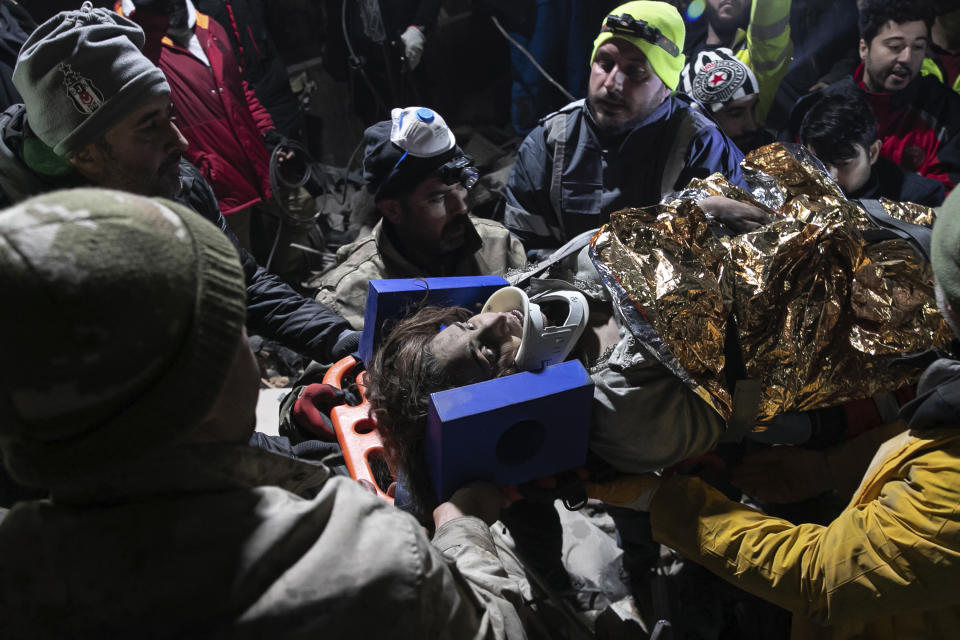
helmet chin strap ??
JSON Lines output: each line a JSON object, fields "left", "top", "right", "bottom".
{"left": 482, "top": 287, "right": 589, "bottom": 372}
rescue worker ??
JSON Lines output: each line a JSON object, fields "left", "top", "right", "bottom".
{"left": 0, "top": 3, "right": 356, "bottom": 364}
{"left": 684, "top": 0, "right": 793, "bottom": 126}
{"left": 0, "top": 187, "right": 535, "bottom": 639}
{"left": 315, "top": 106, "right": 526, "bottom": 329}
{"left": 789, "top": 0, "right": 960, "bottom": 194}
{"left": 799, "top": 85, "right": 945, "bottom": 206}
{"left": 503, "top": 1, "right": 759, "bottom": 252}
{"left": 679, "top": 48, "right": 775, "bottom": 154}
{"left": 588, "top": 185, "right": 960, "bottom": 639}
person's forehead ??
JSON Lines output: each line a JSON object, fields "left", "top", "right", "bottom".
{"left": 718, "top": 93, "right": 757, "bottom": 113}
{"left": 873, "top": 19, "right": 929, "bottom": 43}
{"left": 596, "top": 39, "right": 647, "bottom": 63}
{"left": 409, "top": 175, "right": 451, "bottom": 199}
{"left": 113, "top": 93, "right": 171, "bottom": 131}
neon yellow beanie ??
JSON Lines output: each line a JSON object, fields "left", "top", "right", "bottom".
{"left": 590, "top": 1, "right": 687, "bottom": 91}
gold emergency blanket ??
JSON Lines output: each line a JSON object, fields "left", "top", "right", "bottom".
{"left": 591, "top": 143, "right": 949, "bottom": 427}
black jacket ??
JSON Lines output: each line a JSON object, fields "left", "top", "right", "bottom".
{"left": 0, "top": 0, "right": 35, "bottom": 112}
{"left": 849, "top": 157, "right": 945, "bottom": 208}
{"left": 0, "top": 104, "right": 350, "bottom": 362}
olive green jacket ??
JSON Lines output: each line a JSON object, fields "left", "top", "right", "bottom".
{"left": 316, "top": 216, "right": 526, "bottom": 329}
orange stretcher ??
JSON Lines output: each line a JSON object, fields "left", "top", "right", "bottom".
{"left": 323, "top": 356, "right": 394, "bottom": 503}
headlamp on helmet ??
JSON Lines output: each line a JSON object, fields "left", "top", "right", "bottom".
{"left": 481, "top": 286, "right": 589, "bottom": 372}
{"left": 603, "top": 13, "right": 680, "bottom": 57}
{"left": 438, "top": 154, "right": 479, "bottom": 190}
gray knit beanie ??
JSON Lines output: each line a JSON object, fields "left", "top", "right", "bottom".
{"left": 0, "top": 188, "right": 247, "bottom": 489}
{"left": 12, "top": 1, "right": 169, "bottom": 157}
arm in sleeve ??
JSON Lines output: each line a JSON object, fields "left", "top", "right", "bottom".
{"left": 179, "top": 162, "right": 351, "bottom": 360}
{"left": 650, "top": 441, "right": 960, "bottom": 624}
{"left": 429, "top": 516, "right": 531, "bottom": 639}
{"left": 924, "top": 101, "right": 960, "bottom": 192}
{"left": 243, "top": 77, "right": 276, "bottom": 136}
{"left": 590, "top": 343, "right": 726, "bottom": 473}
{"left": 677, "top": 126, "right": 747, "bottom": 191}
{"left": 503, "top": 128, "right": 564, "bottom": 251}
{"left": 741, "top": 0, "right": 793, "bottom": 123}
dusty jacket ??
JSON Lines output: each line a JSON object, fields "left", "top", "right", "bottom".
{"left": 0, "top": 105, "right": 350, "bottom": 362}
{"left": 0, "top": 444, "right": 531, "bottom": 639}
{"left": 504, "top": 96, "right": 746, "bottom": 250}
{"left": 651, "top": 357, "right": 960, "bottom": 639}
{"left": 316, "top": 216, "right": 527, "bottom": 329}
{"left": 123, "top": 2, "right": 275, "bottom": 215}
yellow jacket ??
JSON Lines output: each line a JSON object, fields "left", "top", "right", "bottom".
{"left": 651, "top": 428, "right": 960, "bottom": 639}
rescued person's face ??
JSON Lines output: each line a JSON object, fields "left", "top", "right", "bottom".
{"left": 394, "top": 176, "right": 471, "bottom": 256}
{"left": 713, "top": 94, "right": 764, "bottom": 151}
{"left": 429, "top": 311, "right": 523, "bottom": 386}
{"left": 860, "top": 20, "right": 928, "bottom": 92}
{"left": 588, "top": 40, "right": 671, "bottom": 132}
{"left": 74, "top": 94, "right": 188, "bottom": 199}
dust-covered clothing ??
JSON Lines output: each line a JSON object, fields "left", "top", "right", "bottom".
{"left": 316, "top": 216, "right": 526, "bottom": 329}
{"left": 0, "top": 444, "right": 533, "bottom": 639}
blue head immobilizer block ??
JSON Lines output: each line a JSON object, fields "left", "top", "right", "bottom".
{"left": 426, "top": 360, "right": 594, "bottom": 502}
{"left": 358, "top": 276, "right": 509, "bottom": 363}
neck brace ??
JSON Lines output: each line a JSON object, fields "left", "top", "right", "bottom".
{"left": 482, "top": 286, "right": 588, "bottom": 371}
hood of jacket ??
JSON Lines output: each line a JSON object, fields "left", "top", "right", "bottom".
{"left": 0, "top": 104, "right": 84, "bottom": 205}
{"left": 899, "top": 357, "right": 960, "bottom": 430}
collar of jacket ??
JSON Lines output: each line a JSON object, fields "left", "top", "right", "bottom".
{"left": 377, "top": 215, "right": 484, "bottom": 276}
{"left": 49, "top": 442, "right": 331, "bottom": 506}
{"left": 161, "top": 7, "right": 209, "bottom": 48}
{"left": 898, "top": 357, "right": 960, "bottom": 430}
{"left": 582, "top": 94, "right": 676, "bottom": 148}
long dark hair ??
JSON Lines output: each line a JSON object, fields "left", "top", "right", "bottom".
{"left": 365, "top": 305, "right": 472, "bottom": 514}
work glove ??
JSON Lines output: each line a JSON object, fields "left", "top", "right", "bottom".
{"left": 331, "top": 329, "right": 362, "bottom": 361}
{"left": 291, "top": 383, "right": 348, "bottom": 442}
{"left": 400, "top": 25, "right": 426, "bottom": 70}
{"left": 583, "top": 473, "right": 662, "bottom": 511}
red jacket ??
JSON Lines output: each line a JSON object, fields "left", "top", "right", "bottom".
{"left": 855, "top": 63, "right": 960, "bottom": 194}
{"left": 122, "top": 5, "right": 275, "bottom": 215}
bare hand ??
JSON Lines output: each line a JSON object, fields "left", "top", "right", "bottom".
{"left": 699, "top": 196, "right": 772, "bottom": 233}
{"left": 275, "top": 149, "right": 295, "bottom": 164}
{"left": 732, "top": 446, "right": 832, "bottom": 503}
{"left": 433, "top": 481, "right": 509, "bottom": 528}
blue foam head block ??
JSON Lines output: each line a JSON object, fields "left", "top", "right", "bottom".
{"left": 426, "top": 360, "right": 594, "bottom": 501}
{"left": 358, "top": 276, "right": 508, "bottom": 363}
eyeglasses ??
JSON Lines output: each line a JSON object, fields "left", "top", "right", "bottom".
{"left": 602, "top": 13, "right": 679, "bottom": 58}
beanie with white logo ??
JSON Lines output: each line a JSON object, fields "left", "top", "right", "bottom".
{"left": 12, "top": 1, "right": 169, "bottom": 157}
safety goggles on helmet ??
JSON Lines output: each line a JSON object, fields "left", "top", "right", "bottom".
{"left": 481, "top": 286, "right": 588, "bottom": 372}
{"left": 437, "top": 154, "right": 479, "bottom": 190}
{"left": 602, "top": 13, "right": 680, "bottom": 57}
